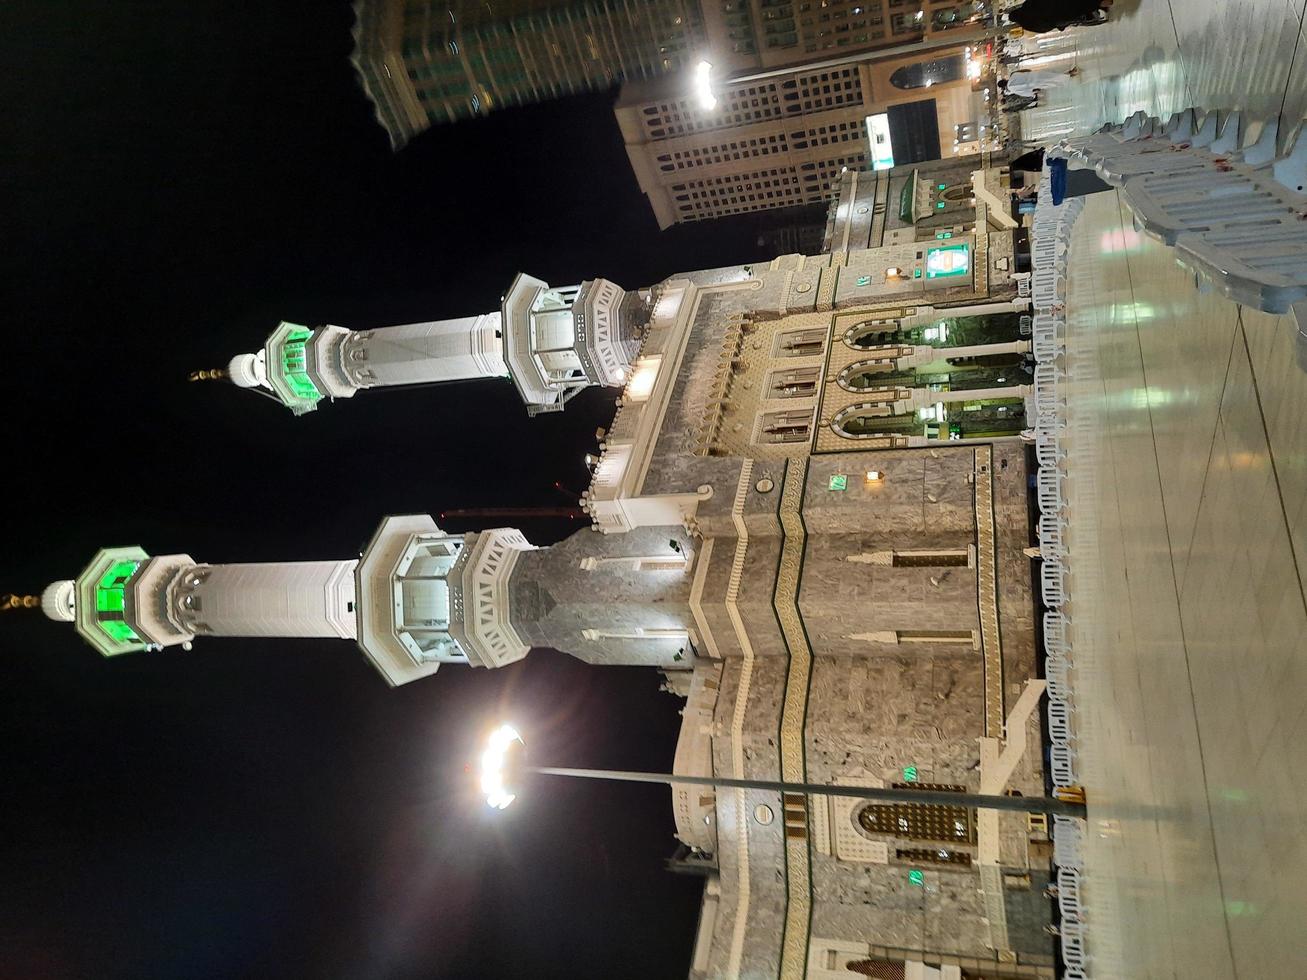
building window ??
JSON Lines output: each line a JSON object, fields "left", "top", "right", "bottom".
{"left": 895, "top": 629, "right": 976, "bottom": 643}
{"left": 844, "top": 320, "right": 904, "bottom": 349}
{"left": 897, "top": 847, "right": 972, "bottom": 868}
{"left": 776, "top": 328, "right": 827, "bottom": 356}
{"left": 768, "top": 366, "right": 820, "bottom": 398}
{"left": 845, "top": 960, "right": 905, "bottom": 980}
{"left": 757, "top": 408, "right": 813, "bottom": 444}
{"left": 832, "top": 404, "right": 897, "bottom": 438}
{"left": 889, "top": 55, "right": 965, "bottom": 89}
{"left": 891, "top": 550, "right": 970, "bottom": 567}
{"left": 858, "top": 784, "right": 974, "bottom": 843}
{"left": 837, "top": 362, "right": 897, "bottom": 391}
{"left": 848, "top": 549, "right": 972, "bottom": 567}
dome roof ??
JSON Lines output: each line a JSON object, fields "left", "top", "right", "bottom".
{"left": 41, "top": 580, "right": 76, "bottom": 622}
{"left": 227, "top": 352, "right": 266, "bottom": 388}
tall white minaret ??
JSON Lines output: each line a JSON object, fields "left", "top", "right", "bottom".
{"left": 43, "top": 520, "right": 698, "bottom": 684}
{"left": 226, "top": 275, "right": 647, "bottom": 416}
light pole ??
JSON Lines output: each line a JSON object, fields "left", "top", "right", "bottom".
{"left": 479, "top": 725, "right": 1087, "bottom": 818}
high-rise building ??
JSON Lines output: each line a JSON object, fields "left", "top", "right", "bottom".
{"left": 350, "top": 0, "right": 985, "bottom": 147}
{"left": 43, "top": 162, "right": 1057, "bottom": 977}
{"left": 617, "top": 41, "right": 993, "bottom": 227}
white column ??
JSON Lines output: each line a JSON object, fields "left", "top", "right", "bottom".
{"left": 898, "top": 340, "right": 1031, "bottom": 368}
{"left": 907, "top": 385, "right": 1032, "bottom": 411}
{"left": 900, "top": 300, "right": 1030, "bottom": 328}
{"left": 340, "top": 312, "right": 508, "bottom": 389}
{"left": 175, "top": 560, "right": 358, "bottom": 639}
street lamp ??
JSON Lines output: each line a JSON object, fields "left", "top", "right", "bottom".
{"left": 693, "top": 60, "right": 716, "bottom": 112}
{"left": 478, "top": 725, "right": 1086, "bottom": 817}
{"left": 480, "top": 723, "right": 525, "bottom": 809}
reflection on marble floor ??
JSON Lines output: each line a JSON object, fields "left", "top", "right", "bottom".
{"left": 1021, "top": 0, "right": 1307, "bottom": 153}
{"left": 1062, "top": 189, "right": 1307, "bottom": 979}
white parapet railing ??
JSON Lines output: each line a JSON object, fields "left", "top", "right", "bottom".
{"left": 1027, "top": 155, "right": 1091, "bottom": 980}
{"left": 1061, "top": 107, "right": 1307, "bottom": 317}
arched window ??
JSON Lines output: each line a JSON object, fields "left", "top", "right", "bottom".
{"left": 889, "top": 55, "right": 965, "bottom": 90}
{"left": 832, "top": 404, "right": 900, "bottom": 438}
{"left": 844, "top": 320, "right": 905, "bottom": 350}
{"left": 837, "top": 361, "right": 896, "bottom": 391}
{"left": 846, "top": 959, "right": 906, "bottom": 979}
{"left": 857, "top": 784, "right": 974, "bottom": 843}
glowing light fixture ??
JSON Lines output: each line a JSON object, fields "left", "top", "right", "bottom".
{"left": 694, "top": 60, "right": 716, "bottom": 111}
{"left": 865, "top": 470, "right": 883, "bottom": 483}
{"left": 627, "top": 356, "right": 661, "bottom": 401}
{"left": 864, "top": 113, "right": 895, "bottom": 170}
{"left": 481, "top": 723, "right": 525, "bottom": 809}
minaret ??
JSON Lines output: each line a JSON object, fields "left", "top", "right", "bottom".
{"left": 226, "top": 275, "right": 649, "bottom": 416}
{"left": 43, "top": 519, "right": 696, "bottom": 684}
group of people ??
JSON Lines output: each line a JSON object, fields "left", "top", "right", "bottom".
{"left": 995, "top": 0, "right": 1115, "bottom": 111}
{"left": 1007, "top": 0, "right": 1114, "bottom": 33}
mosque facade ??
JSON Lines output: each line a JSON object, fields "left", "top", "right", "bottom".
{"left": 42, "top": 160, "right": 1055, "bottom": 979}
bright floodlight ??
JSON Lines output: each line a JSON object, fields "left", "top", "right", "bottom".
{"left": 694, "top": 61, "right": 716, "bottom": 111}
{"left": 481, "top": 723, "right": 524, "bottom": 809}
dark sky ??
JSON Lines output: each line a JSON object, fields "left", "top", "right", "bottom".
{"left": 0, "top": 3, "right": 788, "bottom": 978}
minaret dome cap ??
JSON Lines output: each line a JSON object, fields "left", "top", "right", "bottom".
{"left": 41, "top": 580, "right": 76, "bottom": 622}
{"left": 227, "top": 352, "right": 267, "bottom": 388}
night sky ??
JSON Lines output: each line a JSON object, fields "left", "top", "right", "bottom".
{"left": 1, "top": 3, "right": 786, "bottom": 977}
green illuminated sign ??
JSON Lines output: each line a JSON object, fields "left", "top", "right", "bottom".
{"left": 903, "top": 766, "right": 918, "bottom": 781}
{"left": 937, "top": 183, "right": 947, "bottom": 190}
{"left": 935, "top": 231, "right": 953, "bottom": 240}
{"left": 908, "top": 869, "right": 925, "bottom": 886}
{"left": 913, "top": 268, "right": 922, "bottom": 279}
{"left": 925, "top": 244, "right": 971, "bottom": 279}
{"left": 828, "top": 474, "right": 848, "bottom": 491}
{"left": 936, "top": 201, "right": 946, "bottom": 210}
{"left": 856, "top": 275, "right": 871, "bottom": 286}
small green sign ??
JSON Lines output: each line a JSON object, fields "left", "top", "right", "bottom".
{"left": 935, "top": 231, "right": 953, "bottom": 240}
{"left": 908, "top": 869, "right": 925, "bottom": 886}
{"left": 937, "top": 183, "right": 947, "bottom": 190}
{"left": 913, "top": 268, "right": 922, "bottom": 279}
{"left": 936, "top": 201, "right": 946, "bottom": 209}
{"left": 828, "top": 474, "right": 848, "bottom": 491}
{"left": 903, "top": 766, "right": 918, "bottom": 781}
{"left": 856, "top": 275, "right": 871, "bottom": 287}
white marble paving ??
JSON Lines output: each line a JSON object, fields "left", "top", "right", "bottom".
{"left": 1022, "top": 0, "right": 1307, "bottom": 153}
{"left": 1061, "top": 187, "right": 1307, "bottom": 979}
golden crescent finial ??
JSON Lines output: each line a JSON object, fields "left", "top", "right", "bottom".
{"left": 188, "top": 368, "right": 230, "bottom": 382}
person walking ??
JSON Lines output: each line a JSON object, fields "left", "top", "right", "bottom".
{"left": 1002, "top": 66, "right": 1080, "bottom": 99}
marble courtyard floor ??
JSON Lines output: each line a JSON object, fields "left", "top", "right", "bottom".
{"left": 1011, "top": 4, "right": 1307, "bottom": 975}
{"left": 1059, "top": 189, "right": 1307, "bottom": 978}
